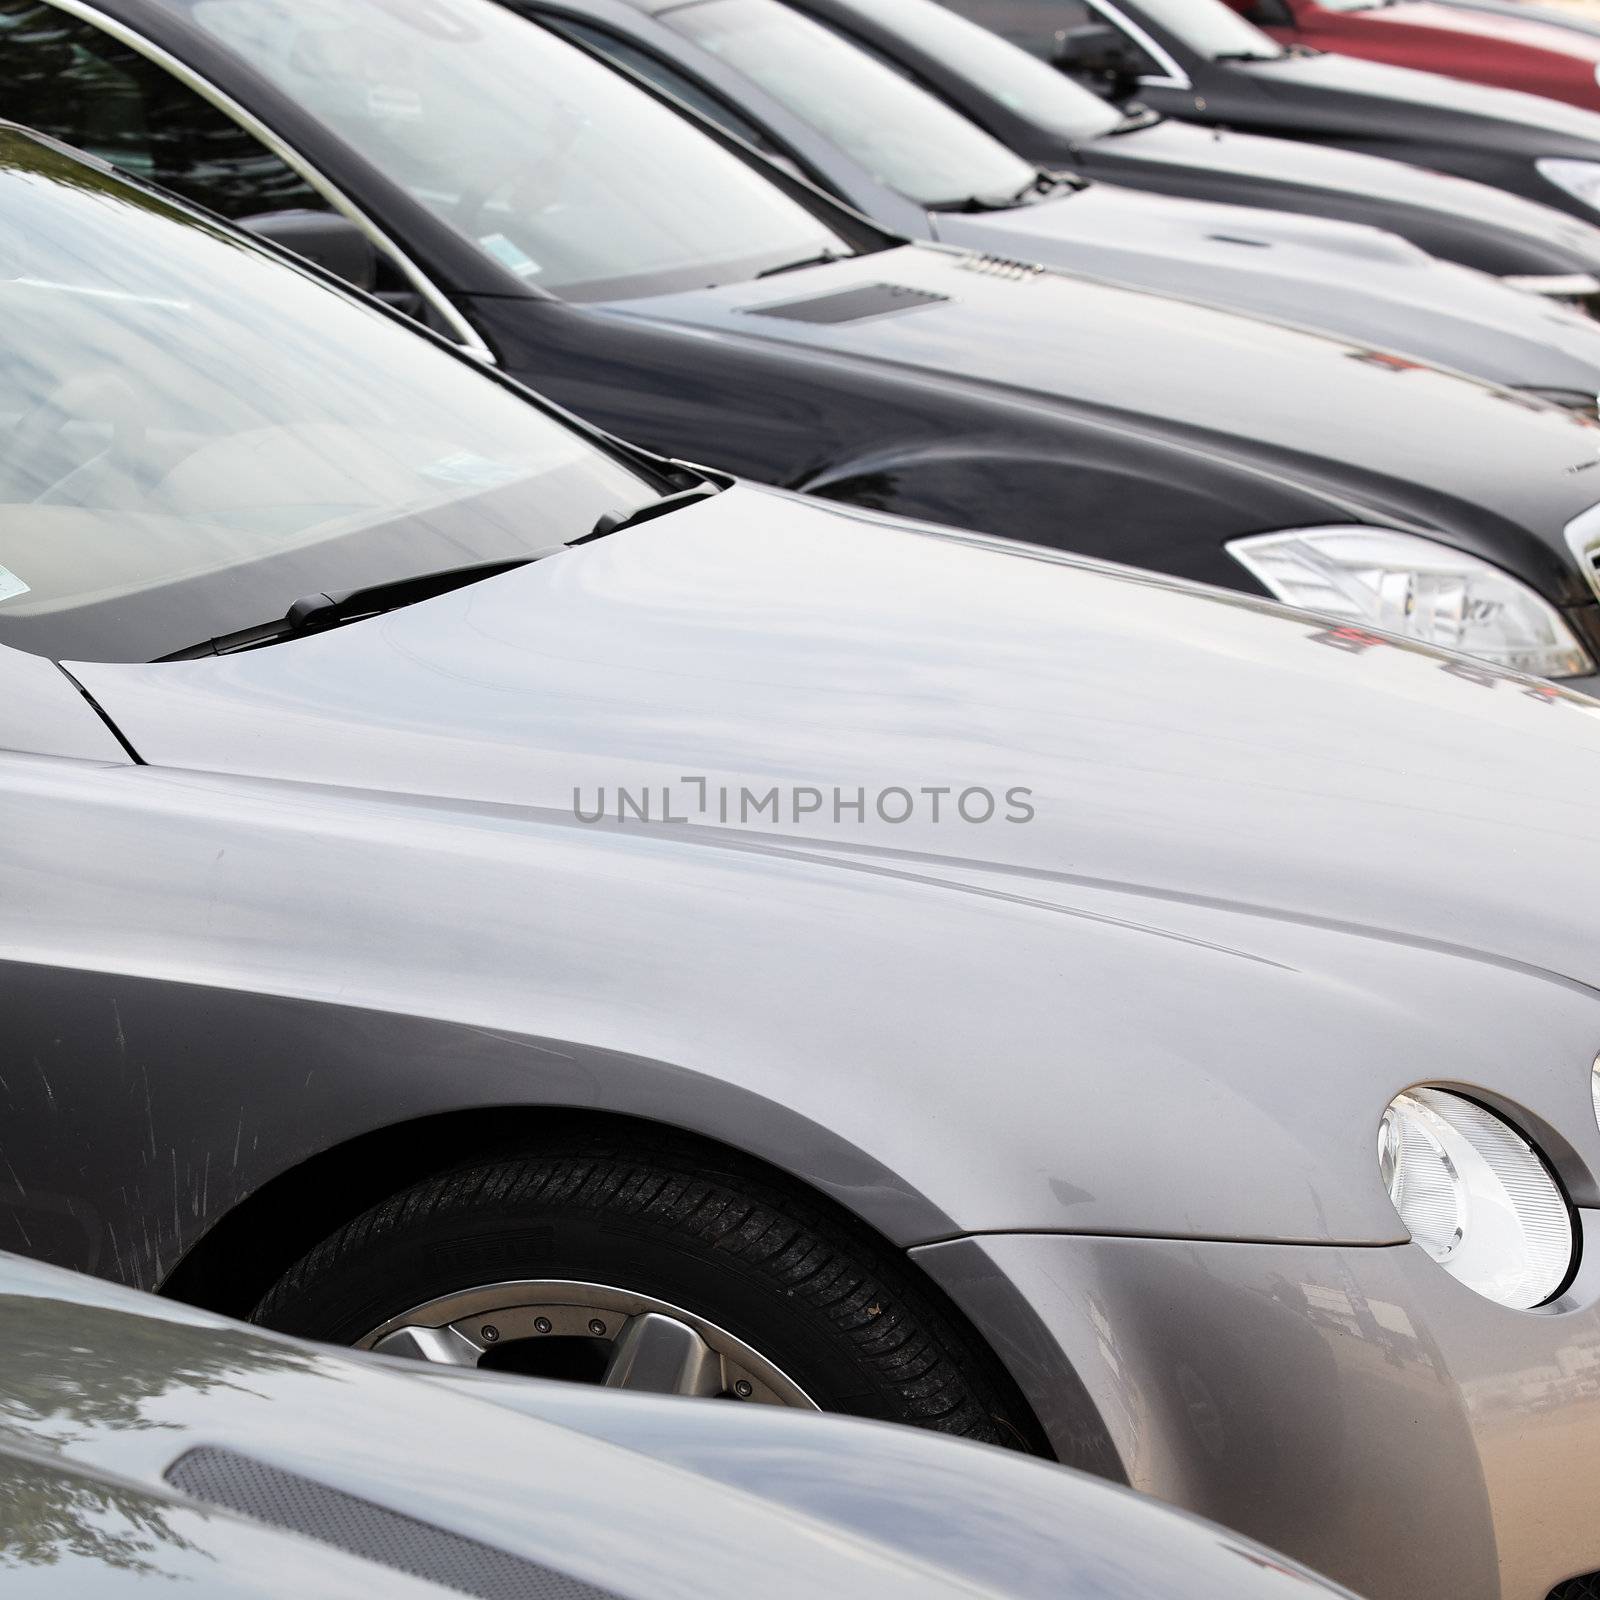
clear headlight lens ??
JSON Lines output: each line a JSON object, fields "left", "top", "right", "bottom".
{"left": 1592, "top": 1054, "right": 1600, "bottom": 1135}
{"left": 1538, "top": 156, "right": 1600, "bottom": 215}
{"left": 1227, "top": 527, "right": 1593, "bottom": 679}
{"left": 1379, "top": 1088, "right": 1573, "bottom": 1309}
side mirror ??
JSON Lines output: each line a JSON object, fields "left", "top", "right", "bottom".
{"left": 239, "top": 208, "right": 379, "bottom": 294}
{"left": 1053, "top": 23, "right": 1146, "bottom": 96}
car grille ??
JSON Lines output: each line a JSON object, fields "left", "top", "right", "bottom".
{"left": 1548, "top": 1574, "right": 1600, "bottom": 1600}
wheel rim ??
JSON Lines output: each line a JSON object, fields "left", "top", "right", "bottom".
{"left": 356, "top": 1278, "right": 820, "bottom": 1409}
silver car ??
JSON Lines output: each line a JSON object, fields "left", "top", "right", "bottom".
{"left": 2, "top": 106, "right": 1600, "bottom": 1600}
{"left": 0, "top": 1251, "right": 1360, "bottom": 1598}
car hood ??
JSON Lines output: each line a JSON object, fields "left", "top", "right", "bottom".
{"left": 1102, "top": 113, "right": 1600, "bottom": 265}
{"left": 935, "top": 184, "right": 1600, "bottom": 392}
{"left": 74, "top": 483, "right": 1600, "bottom": 996}
{"left": 1358, "top": 0, "right": 1600, "bottom": 59}
{"left": 1246, "top": 45, "right": 1600, "bottom": 146}
{"left": 0, "top": 1253, "right": 1352, "bottom": 1600}
{"left": 591, "top": 244, "right": 1600, "bottom": 564}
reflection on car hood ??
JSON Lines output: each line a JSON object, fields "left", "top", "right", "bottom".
{"left": 936, "top": 184, "right": 1600, "bottom": 391}
{"left": 1109, "top": 113, "right": 1600, "bottom": 260}
{"left": 0, "top": 1252, "right": 1350, "bottom": 1599}
{"left": 76, "top": 483, "right": 1600, "bottom": 993}
{"left": 1250, "top": 43, "right": 1600, "bottom": 137}
{"left": 599, "top": 244, "right": 1600, "bottom": 545}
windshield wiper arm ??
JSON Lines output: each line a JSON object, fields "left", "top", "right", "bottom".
{"left": 1212, "top": 49, "right": 1288, "bottom": 61}
{"left": 574, "top": 480, "right": 724, "bottom": 545}
{"left": 930, "top": 170, "right": 1085, "bottom": 213}
{"left": 155, "top": 555, "right": 542, "bottom": 662}
{"left": 756, "top": 249, "right": 846, "bottom": 278}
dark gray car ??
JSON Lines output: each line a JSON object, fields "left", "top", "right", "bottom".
{"left": 4, "top": 113, "right": 1600, "bottom": 1600}
{"left": 0, "top": 1251, "right": 1362, "bottom": 1598}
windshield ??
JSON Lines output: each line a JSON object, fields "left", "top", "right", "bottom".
{"left": 666, "top": 0, "right": 1037, "bottom": 207}
{"left": 185, "top": 0, "right": 849, "bottom": 299}
{"left": 0, "top": 131, "right": 657, "bottom": 664}
{"left": 848, "top": 0, "right": 1123, "bottom": 142}
{"left": 1125, "top": 0, "right": 1287, "bottom": 57}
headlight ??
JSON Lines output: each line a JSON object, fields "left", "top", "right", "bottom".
{"left": 1227, "top": 527, "right": 1594, "bottom": 679}
{"left": 1379, "top": 1088, "right": 1573, "bottom": 1309}
{"left": 1538, "top": 156, "right": 1600, "bottom": 215}
{"left": 1592, "top": 1054, "right": 1600, "bottom": 1135}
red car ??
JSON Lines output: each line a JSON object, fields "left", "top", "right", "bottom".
{"left": 1226, "top": 0, "right": 1600, "bottom": 111}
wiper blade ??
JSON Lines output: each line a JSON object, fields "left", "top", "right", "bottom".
{"left": 573, "top": 480, "right": 724, "bottom": 545}
{"left": 155, "top": 555, "right": 541, "bottom": 662}
{"left": 756, "top": 249, "right": 845, "bottom": 278}
{"left": 1212, "top": 49, "right": 1288, "bottom": 61}
{"left": 931, "top": 170, "right": 1085, "bottom": 213}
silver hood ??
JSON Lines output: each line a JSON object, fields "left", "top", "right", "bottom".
{"left": 64, "top": 488, "right": 1600, "bottom": 1243}
{"left": 935, "top": 182, "right": 1600, "bottom": 395}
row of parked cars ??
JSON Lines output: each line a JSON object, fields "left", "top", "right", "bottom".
{"left": 3, "top": 0, "right": 1600, "bottom": 1596}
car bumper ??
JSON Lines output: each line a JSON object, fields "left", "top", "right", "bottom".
{"left": 912, "top": 1217, "right": 1600, "bottom": 1600}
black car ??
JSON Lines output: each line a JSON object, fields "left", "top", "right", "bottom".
{"left": 947, "top": 0, "right": 1600, "bottom": 230}
{"left": 12, "top": 0, "right": 1600, "bottom": 687}
{"left": 774, "top": 0, "right": 1600, "bottom": 284}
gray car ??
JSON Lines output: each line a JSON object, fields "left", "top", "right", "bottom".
{"left": 0, "top": 1251, "right": 1362, "bottom": 1599}
{"left": 4, "top": 111, "right": 1600, "bottom": 1600}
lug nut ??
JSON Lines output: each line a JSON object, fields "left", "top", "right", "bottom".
{"left": 734, "top": 1380, "right": 753, "bottom": 1399}
{"left": 589, "top": 1319, "right": 607, "bottom": 1336}
{"left": 533, "top": 1317, "right": 552, "bottom": 1334}
{"left": 480, "top": 1325, "right": 499, "bottom": 1343}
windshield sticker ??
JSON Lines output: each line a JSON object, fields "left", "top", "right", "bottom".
{"left": 0, "top": 566, "right": 30, "bottom": 603}
{"left": 478, "top": 233, "right": 543, "bottom": 278}
{"left": 419, "top": 452, "right": 529, "bottom": 491}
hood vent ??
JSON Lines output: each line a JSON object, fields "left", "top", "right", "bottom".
{"left": 166, "top": 1446, "right": 621, "bottom": 1600}
{"left": 744, "top": 282, "right": 948, "bottom": 324}
{"left": 954, "top": 254, "right": 1043, "bottom": 281}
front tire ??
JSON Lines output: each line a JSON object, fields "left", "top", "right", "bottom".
{"left": 252, "top": 1133, "right": 1035, "bottom": 1448}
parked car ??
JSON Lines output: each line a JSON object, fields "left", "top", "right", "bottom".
{"left": 775, "top": 0, "right": 1600, "bottom": 288}
{"left": 3, "top": 117, "right": 1600, "bottom": 1600}
{"left": 1226, "top": 0, "right": 1600, "bottom": 114}
{"left": 0, "top": 1252, "right": 1363, "bottom": 1599}
{"left": 950, "top": 0, "right": 1600, "bottom": 226}
{"left": 506, "top": 0, "right": 1600, "bottom": 392}
{"left": 13, "top": 0, "right": 1600, "bottom": 685}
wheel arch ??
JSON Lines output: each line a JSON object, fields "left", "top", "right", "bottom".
{"left": 156, "top": 1102, "right": 1102, "bottom": 1465}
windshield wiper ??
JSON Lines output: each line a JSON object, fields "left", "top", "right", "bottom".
{"left": 155, "top": 479, "right": 726, "bottom": 663}
{"left": 1213, "top": 49, "right": 1290, "bottom": 61}
{"left": 155, "top": 555, "right": 544, "bottom": 662}
{"left": 574, "top": 480, "right": 724, "bottom": 544}
{"left": 1110, "top": 104, "right": 1162, "bottom": 134}
{"left": 931, "top": 170, "right": 1086, "bottom": 213}
{"left": 756, "top": 249, "right": 846, "bottom": 278}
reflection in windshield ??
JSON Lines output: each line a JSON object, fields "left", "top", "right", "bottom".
{"left": 187, "top": 0, "right": 849, "bottom": 298}
{"left": 0, "top": 133, "right": 655, "bottom": 664}
{"left": 666, "top": 0, "right": 1038, "bottom": 206}
{"left": 854, "top": 0, "right": 1124, "bottom": 143}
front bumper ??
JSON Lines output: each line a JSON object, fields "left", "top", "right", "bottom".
{"left": 913, "top": 1217, "right": 1600, "bottom": 1600}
